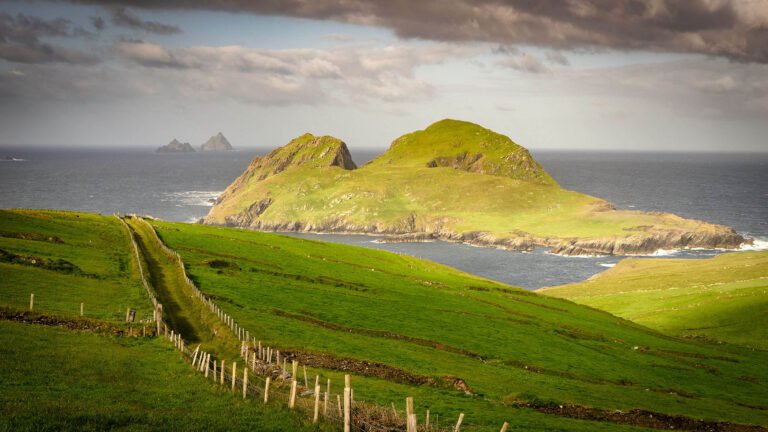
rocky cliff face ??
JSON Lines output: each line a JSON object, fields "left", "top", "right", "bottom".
{"left": 200, "top": 132, "right": 233, "bottom": 151}
{"left": 207, "top": 133, "right": 356, "bottom": 216}
{"left": 156, "top": 139, "right": 195, "bottom": 153}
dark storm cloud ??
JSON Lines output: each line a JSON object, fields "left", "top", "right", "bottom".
{"left": 65, "top": 0, "right": 768, "bottom": 63}
{"left": 0, "top": 12, "right": 99, "bottom": 64}
{"left": 110, "top": 7, "right": 181, "bottom": 35}
{"left": 89, "top": 15, "right": 105, "bottom": 31}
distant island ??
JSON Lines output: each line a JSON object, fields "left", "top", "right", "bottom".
{"left": 204, "top": 119, "right": 750, "bottom": 256}
{"left": 200, "top": 132, "right": 233, "bottom": 151}
{"left": 156, "top": 139, "right": 195, "bottom": 153}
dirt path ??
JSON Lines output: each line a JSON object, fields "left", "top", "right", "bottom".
{"left": 124, "top": 217, "right": 218, "bottom": 346}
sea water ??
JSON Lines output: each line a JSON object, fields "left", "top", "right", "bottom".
{"left": 1, "top": 147, "right": 766, "bottom": 289}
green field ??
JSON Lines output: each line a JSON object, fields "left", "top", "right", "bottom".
{"left": 539, "top": 251, "right": 768, "bottom": 349}
{"left": 1, "top": 209, "right": 767, "bottom": 431}
{"left": 205, "top": 120, "right": 743, "bottom": 255}
{"left": 0, "top": 320, "right": 332, "bottom": 432}
{"left": 0, "top": 210, "right": 152, "bottom": 322}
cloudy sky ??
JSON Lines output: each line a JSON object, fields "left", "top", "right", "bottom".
{"left": 0, "top": 0, "right": 766, "bottom": 152}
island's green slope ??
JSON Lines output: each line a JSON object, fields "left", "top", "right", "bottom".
{"left": 539, "top": 251, "right": 768, "bottom": 349}
{"left": 205, "top": 119, "right": 745, "bottom": 256}
{"left": 151, "top": 218, "right": 768, "bottom": 430}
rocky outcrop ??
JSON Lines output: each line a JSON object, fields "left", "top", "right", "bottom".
{"left": 212, "top": 214, "right": 747, "bottom": 256}
{"left": 208, "top": 133, "right": 356, "bottom": 208}
{"left": 546, "top": 227, "right": 749, "bottom": 256}
{"left": 200, "top": 132, "right": 233, "bottom": 151}
{"left": 156, "top": 139, "right": 195, "bottom": 153}
{"left": 223, "top": 198, "right": 273, "bottom": 227}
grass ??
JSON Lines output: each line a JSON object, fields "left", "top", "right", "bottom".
{"left": 206, "top": 119, "right": 736, "bottom": 247}
{"left": 539, "top": 251, "right": 768, "bottom": 349}
{"left": 149, "top": 217, "right": 768, "bottom": 430}
{"left": 2, "top": 209, "right": 767, "bottom": 431}
{"left": 0, "top": 320, "right": 331, "bottom": 432}
{"left": 0, "top": 210, "right": 152, "bottom": 322}
{"left": 124, "top": 216, "right": 240, "bottom": 358}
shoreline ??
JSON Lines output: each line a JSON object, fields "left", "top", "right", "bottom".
{"left": 202, "top": 219, "right": 755, "bottom": 258}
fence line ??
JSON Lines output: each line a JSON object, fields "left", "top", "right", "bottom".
{"left": 133, "top": 216, "right": 487, "bottom": 432}
{"left": 114, "top": 215, "right": 159, "bottom": 311}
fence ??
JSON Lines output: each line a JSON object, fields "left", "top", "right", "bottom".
{"left": 115, "top": 215, "right": 165, "bottom": 334}
{"left": 130, "top": 216, "right": 509, "bottom": 431}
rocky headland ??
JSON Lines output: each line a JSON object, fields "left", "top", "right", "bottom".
{"left": 203, "top": 120, "right": 750, "bottom": 256}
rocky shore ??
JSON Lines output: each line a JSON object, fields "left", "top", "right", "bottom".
{"left": 206, "top": 214, "right": 749, "bottom": 256}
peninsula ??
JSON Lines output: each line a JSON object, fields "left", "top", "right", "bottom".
{"left": 204, "top": 119, "right": 748, "bottom": 256}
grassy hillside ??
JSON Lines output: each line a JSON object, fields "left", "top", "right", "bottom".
{"left": 539, "top": 251, "right": 768, "bottom": 349}
{"left": 0, "top": 320, "right": 330, "bottom": 432}
{"left": 205, "top": 119, "right": 744, "bottom": 256}
{"left": 2, "top": 209, "right": 767, "bottom": 431}
{"left": 0, "top": 210, "right": 152, "bottom": 322}
{"left": 150, "top": 217, "right": 768, "bottom": 430}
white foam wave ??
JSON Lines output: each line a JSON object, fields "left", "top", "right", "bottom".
{"left": 161, "top": 190, "right": 221, "bottom": 207}
{"left": 599, "top": 263, "right": 616, "bottom": 268}
{"left": 625, "top": 248, "right": 681, "bottom": 257}
{"left": 740, "top": 238, "right": 768, "bottom": 251}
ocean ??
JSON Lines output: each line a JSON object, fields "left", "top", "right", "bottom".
{"left": 1, "top": 147, "right": 766, "bottom": 289}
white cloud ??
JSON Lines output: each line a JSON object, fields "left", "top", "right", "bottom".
{"left": 112, "top": 41, "right": 475, "bottom": 105}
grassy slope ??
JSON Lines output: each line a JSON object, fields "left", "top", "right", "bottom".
{"left": 150, "top": 218, "right": 768, "bottom": 430}
{"left": 124, "top": 216, "right": 240, "bottom": 358}
{"left": 207, "top": 119, "right": 726, "bottom": 241}
{"left": 0, "top": 210, "right": 152, "bottom": 321}
{"left": 0, "top": 320, "right": 329, "bottom": 432}
{"left": 539, "top": 251, "right": 768, "bottom": 349}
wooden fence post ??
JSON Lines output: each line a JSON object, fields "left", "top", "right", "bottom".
{"left": 155, "top": 304, "right": 163, "bottom": 335}
{"left": 242, "top": 368, "right": 248, "bottom": 399}
{"left": 324, "top": 379, "right": 330, "bottom": 416}
{"left": 337, "top": 395, "right": 342, "bottom": 417}
{"left": 289, "top": 379, "right": 297, "bottom": 409}
{"left": 220, "top": 359, "right": 225, "bottom": 385}
{"left": 292, "top": 360, "right": 298, "bottom": 380}
{"left": 231, "top": 362, "right": 237, "bottom": 391}
{"left": 454, "top": 413, "right": 464, "bottom": 432}
{"left": 191, "top": 346, "right": 200, "bottom": 367}
{"left": 204, "top": 354, "right": 210, "bottom": 378}
{"left": 313, "top": 384, "right": 321, "bottom": 423}
{"left": 263, "top": 377, "right": 270, "bottom": 404}
{"left": 426, "top": 410, "right": 430, "bottom": 430}
{"left": 213, "top": 360, "right": 217, "bottom": 381}
{"left": 303, "top": 366, "right": 308, "bottom": 388}
{"left": 500, "top": 422, "right": 509, "bottom": 432}
{"left": 406, "top": 397, "right": 414, "bottom": 432}
{"left": 408, "top": 414, "right": 417, "bottom": 432}
{"left": 80, "top": 302, "right": 84, "bottom": 317}
{"left": 344, "top": 374, "right": 351, "bottom": 432}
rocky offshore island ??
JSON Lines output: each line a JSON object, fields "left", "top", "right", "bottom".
{"left": 156, "top": 139, "right": 195, "bottom": 153}
{"left": 204, "top": 119, "right": 749, "bottom": 256}
{"left": 200, "top": 132, "right": 233, "bottom": 151}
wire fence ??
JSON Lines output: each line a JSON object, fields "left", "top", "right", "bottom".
{"left": 128, "top": 216, "right": 486, "bottom": 432}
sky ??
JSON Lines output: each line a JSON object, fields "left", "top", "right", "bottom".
{"left": 0, "top": 0, "right": 767, "bottom": 152}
